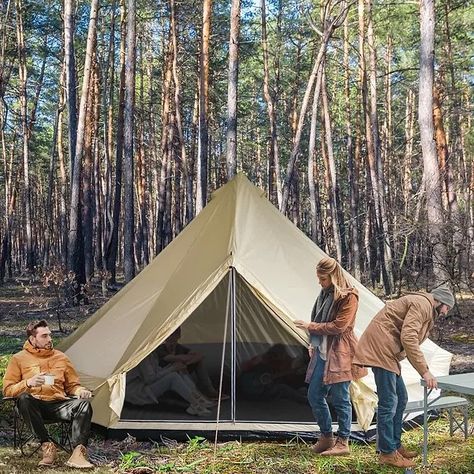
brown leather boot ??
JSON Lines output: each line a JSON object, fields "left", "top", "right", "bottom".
{"left": 379, "top": 451, "right": 415, "bottom": 468}
{"left": 311, "top": 433, "right": 335, "bottom": 454}
{"left": 320, "top": 437, "right": 350, "bottom": 456}
{"left": 38, "top": 441, "right": 56, "bottom": 466}
{"left": 398, "top": 445, "right": 417, "bottom": 459}
{"left": 66, "top": 444, "right": 94, "bottom": 469}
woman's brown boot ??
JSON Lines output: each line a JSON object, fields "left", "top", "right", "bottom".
{"left": 311, "top": 433, "right": 335, "bottom": 454}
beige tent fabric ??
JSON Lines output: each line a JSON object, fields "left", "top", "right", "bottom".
{"left": 349, "top": 380, "right": 379, "bottom": 431}
{"left": 59, "top": 173, "right": 452, "bottom": 430}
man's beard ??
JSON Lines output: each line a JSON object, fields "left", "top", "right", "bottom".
{"left": 436, "top": 306, "right": 447, "bottom": 317}
{"left": 35, "top": 341, "right": 53, "bottom": 350}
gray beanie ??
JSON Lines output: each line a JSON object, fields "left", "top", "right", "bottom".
{"left": 430, "top": 285, "right": 455, "bottom": 308}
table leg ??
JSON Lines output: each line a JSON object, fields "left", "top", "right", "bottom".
{"left": 423, "top": 385, "right": 428, "bottom": 465}
{"left": 423, "top": 386, "right": 428, "bottom": 466}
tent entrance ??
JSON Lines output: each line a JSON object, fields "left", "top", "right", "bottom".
{"left": 120, "top": 269, "right": 333, "bottom": 426}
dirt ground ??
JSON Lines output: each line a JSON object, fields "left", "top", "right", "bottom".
{"left": 1, "top": 281, "right": 473, "bottom": 372}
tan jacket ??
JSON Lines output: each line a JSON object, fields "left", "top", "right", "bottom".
{"left": 306, "top": 288, "right": 367, "bottom": 384}
{"left": 352, "top": 292, "right": 436, "bottom": 376}
{"left": 3, "top": 340, "right": 87, "bottom": 401}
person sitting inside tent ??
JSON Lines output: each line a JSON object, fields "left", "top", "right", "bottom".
{"left": 125, "top": 350, "right": 214, "bottom": 416}
{"left": 155, "top": 326, "right": 227, "bottom": 400}
{"left": 238, "top": 344, "right": 307, "bottom": 403}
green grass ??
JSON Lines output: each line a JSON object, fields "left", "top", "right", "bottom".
{"left": 0, "top": 417, "right": 473, "bottom": 473}
{"left": 1, "top": 347, "right": 473, "bottom": 473}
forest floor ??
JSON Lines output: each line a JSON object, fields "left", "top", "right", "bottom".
{"left": 0, "top": 280, "right": 473, "bottom": 473}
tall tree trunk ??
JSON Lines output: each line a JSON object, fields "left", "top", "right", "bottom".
{"left": 169, "top": 0, "right": 190, "bottom": 226}
{"left": 0, "top": 178, "right": 17, "bottom": 283}
{"left": 15, "top": 0, "right": 34, "bottom": 272}
{"left": 43, "top": 73, "right": 64, "bottom": 268}
{"left": 261, "top": 0, "right": 281, "bottom": 207}
{"left": 307, "top": 66, "right": 323, "bottom": 244}
{"left": 226, "top": 0, "right": 240, "bottom": 179}
{"left": 344, "top": 13, "right": 360, "bottom": 279}
{"left": 64, "top": 0, "right": 77, "bottom": 174}
{"left": 196, "top": 0, "right": 212, "bottom": 214}
{"left": 123, "top": 0, "right": 136, "bottom": 282}
{"left": 156, "top": 39, "right": 173, "bottom": 254}
{"left": 365, "top": 0, "right": 393, "bottom": 293}
{"left": 68, "top": 0, "right": 99, "bottom": 294}
{"left": 419, "top": 0, "right": 448, "bottom": 283}
{"left": 57, "top": 66, "right": 68, "bottom": 266}
{"left": 102, "top": 3, "right": 117, "bottom": 272}
{"left": 280, "top": 0, "right": 349, "bottom": 215}
{"left": 105, "top": 1, "right": 126, "bottom": 284}
{"left": 403, "top": 88, "right": 415, "bottom": 216}
{"left": 321, "top": 67, "right": 346, "bottom": 262}
{"left": 82, "top": 58, "right": 99, "bottom": 281}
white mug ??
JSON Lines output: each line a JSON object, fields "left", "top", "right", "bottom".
{"left": 43, "top": 374, "right": 55, "bottom": 385}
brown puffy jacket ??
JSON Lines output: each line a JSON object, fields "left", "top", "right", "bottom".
{"left": 3, "top": 340, "right": 87, "bottom": 401}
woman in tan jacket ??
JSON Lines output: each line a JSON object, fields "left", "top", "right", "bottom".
{"left": 295, "top": 257, "right": 365, "bottom": 456}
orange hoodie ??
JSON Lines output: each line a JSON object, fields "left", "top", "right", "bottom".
{"left": 2, "top": 340, "right": 87, "bottom": 401}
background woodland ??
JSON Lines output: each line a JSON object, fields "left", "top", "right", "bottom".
{"left": 0, "top": 0, "right": 473, "bottom": 301}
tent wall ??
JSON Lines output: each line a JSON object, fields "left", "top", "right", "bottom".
{"left": 60, "top": 174, "right": 452, "bottom": 432}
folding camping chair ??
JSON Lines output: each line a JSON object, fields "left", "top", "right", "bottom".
{"left": 2, "top": 397, "right": 73, "bottom": 456}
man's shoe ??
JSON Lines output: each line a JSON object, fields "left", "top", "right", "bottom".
{"left": 379, "top": 451, "right": 415, "bottom": 468}
{"left": 66, "top": 444, "right": 94, "bottom": 469}
{"left": 311, "top": 433, "right": 335, "bottom": 454}
{"left": 38, "top": 441, "right": 56, "bottom": 466}
{"left": 398, "top": 445, "right": 417, "bottom": 459}
{"left": 320, "top": 437, "right": 350, "bottom": 456}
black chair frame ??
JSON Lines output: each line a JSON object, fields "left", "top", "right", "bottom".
{"left": 2, "top": 396, "right": 73, "bottom": 455}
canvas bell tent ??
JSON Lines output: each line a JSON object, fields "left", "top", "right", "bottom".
{"left": 59, "top": 174, "right": 452, "bottom": 439}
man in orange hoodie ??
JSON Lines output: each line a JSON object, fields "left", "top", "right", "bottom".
{"left": 3, "top": 320, "right": 94, "bottom": 469}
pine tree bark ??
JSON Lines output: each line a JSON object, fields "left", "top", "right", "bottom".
{"left": 365, "top": 0, "right": 393, "bottom": 293}
{"left": 403, "top": 88, "right": 415, "bottom": 216}
{"left": 102, "top": 3, "right": 117, "bottom": 272}
{"left": 64, "top": 0, "right": 77, "bottom": 174}
{"left": 123, "top": 0, "right": 136, "bottom": 282}
{"left": 261, "top": 0, "right": 281, "bottom": 207}
{"left": 280, "top": 0, "right": 349, "bottom": 215}
{"left": 419, "top": 0, "right": 448, "bottom": 283}
{"left": 43, "top": 68, "right": 65, "bottom": 268}
{"left": 169, "top": 0, "right": 190, "bottom": 225}
{"left": 196, "top": 0, "right": 212, "bottom": 213}
{"left": 307, "top": 61, "right": 323, "bottom": 244}
{"left": 321, "top": 67, "right": 346, "bottom": 263}
{"left": 82, "top": 58, "right": 99, "bottom": 280}
{"left": 226, "top": 0, "right": 240, "bottom": 179}
{"left": 156, "top": 39, "right": 173, "bottom": 254}
{"left": 15, "top": 0, "right": 34, "bottom": 272}
{"left": 344, "top": 13, "right": 360, "bottom": 279}
{"left": 68, "top": 0, "right": 99, "bottom": 292}
{"left": 105, "top": 1, "right": 126, "bottom": 284}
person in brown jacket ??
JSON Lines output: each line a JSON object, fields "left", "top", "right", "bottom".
{"left": 352, "top": 285, "right": 455, "bottom": 469}
{"left": 295, "top": 257, "right": 366, "bottom": 456}
{"left": 3, "top": 320, "right": 94, "bottom": 469}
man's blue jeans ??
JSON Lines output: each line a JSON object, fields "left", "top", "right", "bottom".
{"left": 372, "top": 367, "right": 408, "bottom": 454}
{"left": 307, "top": 351, "right": 351, "bottom": 438}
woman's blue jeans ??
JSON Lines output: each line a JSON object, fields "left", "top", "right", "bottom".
{"left": 372, "top": 367, "right": 408, "bottom": 454}
{"left": 307, "top": 351, "right": 351, "bottom": 438}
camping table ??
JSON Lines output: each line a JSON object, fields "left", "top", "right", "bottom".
{"left": 421, "top": 373, "right": 474, "bottom": 465}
